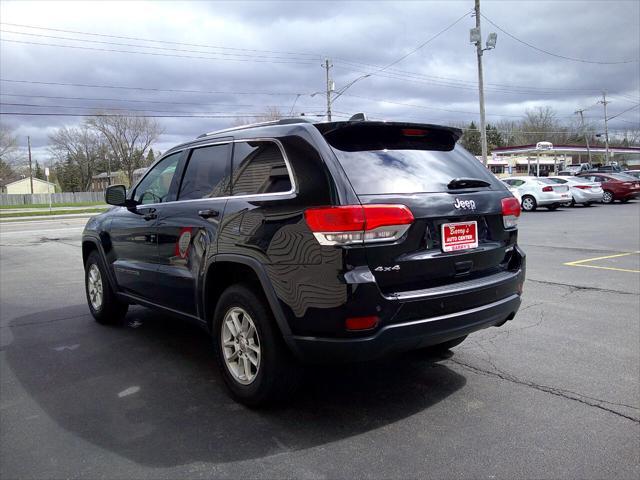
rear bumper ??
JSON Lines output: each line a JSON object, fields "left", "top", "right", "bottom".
{"left": 289, "top": 293, "right": 521, "bottom": 362}
{"left": 572, "top": 190, "right": 604, "bottom": 203}
{"left": 537, "top": 192, "right": 570, "bottom": 205}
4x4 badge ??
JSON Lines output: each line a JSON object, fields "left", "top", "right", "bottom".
{"left": 453, "top": 198, "right": 476, "bottom": 210}
{"left": 374, "top": 265, "right": 401, "bottom": 272}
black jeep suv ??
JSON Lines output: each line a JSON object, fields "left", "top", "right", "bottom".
{"left": 82, "top": 118, "right": 525, "bottom": 405}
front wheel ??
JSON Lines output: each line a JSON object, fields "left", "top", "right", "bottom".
{"left": 521, "top": 195, "right": 537, "bottom": 212}
{"left": 602, "top": 190, "right": 614, "bottom": 204}
{"left": 213, "top": 284, "right": 300, "bottom": 406}
{"left": 85, "top": 250, "right": 128, "bottom": 324}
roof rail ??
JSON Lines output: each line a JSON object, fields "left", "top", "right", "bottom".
{"left": 196, "top": 117, "right": 313, "bottom": 139}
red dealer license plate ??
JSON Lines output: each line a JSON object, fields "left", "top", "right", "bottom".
{"left": 441, "top": 221, "right": 478, "bottom": 252}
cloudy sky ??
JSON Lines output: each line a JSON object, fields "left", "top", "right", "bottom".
{"left": 1, "top": 0, "right": 639, "bottom": 164}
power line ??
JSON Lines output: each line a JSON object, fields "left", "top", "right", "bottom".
{"left": 0, "top": 22, "right": 321, "bottom": 59}
{"left": 0, "top": 102, "right": 327, "bottom": 116}
{"left": 0, "top": 38, "right": 316, "bottom": 65}
{"left": 377, "top": 10, "right": 472, "bottom": 72}
{"left": 0, "top": 112, "right": 336, "bottom": 118}
{"left": 607, "top": 103, "right": 640, "bottom": 121}
{"left": 481, "top": 14, "right": 638, "bottom": 65}
{"left": 0, "top": 93, "right": 323, "bottom": 110}
{"left": 0, "top": 78, "right": 299, "bottom": 96}
{"left": 0, "top": 29, "right": 318, "bottom": 63}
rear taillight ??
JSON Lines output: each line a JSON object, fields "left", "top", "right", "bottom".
{"left": 574, "top": 185, "right": 590, "bottom": 190}
{"left": 304, "top": 204, "right": 414, "bottom": 245}
{"left": 345, "top": 315, "right": 379, "bottom": 331}
{"left": 501, "top": 197, "right": 521, "bottom": 229}
{"left": 542, "top": 186, "right": 553, "bottom": 192}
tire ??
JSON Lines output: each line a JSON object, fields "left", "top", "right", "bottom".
{"left": 569, "top": 199, "right": 576, "bottom": 207}
{"left": 85, "top": 250, "right": 128, "bottom": 324}
{"left": 602, "top": 190, "right": 614, "bottom": 204}
{"left": 213, "top": 284, "right": 301, "bottom": 406}
{"left": 521, "top": 195, "right": 537, "bottom": 212}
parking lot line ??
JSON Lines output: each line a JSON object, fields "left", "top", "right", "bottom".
{"left": 563, "top": 251, "right": 640, "bottom": 273}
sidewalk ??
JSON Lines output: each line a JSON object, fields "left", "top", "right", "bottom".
{"left": 0, "top": 212, "right": 103, "bottom": 223}
{"left": 0, "top": 205, "right": 107, "bottom": 214}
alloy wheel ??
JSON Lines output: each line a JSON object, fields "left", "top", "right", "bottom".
{"left": 221, "top": 307, "right": 261, "bottom": 385}
{"left": 87, "top": 264, "right": 104, "bottom": 310}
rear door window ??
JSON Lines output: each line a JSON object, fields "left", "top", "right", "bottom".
{"left": 231, "top": 140, "right": 292, "bottom": 196}
{"left": 178, "top": 144, "right": 231, "bottom": 200}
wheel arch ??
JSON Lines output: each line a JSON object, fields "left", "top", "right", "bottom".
{"left": 203, "top": 255, "right": 297, "bottom": 353}
{"left": 82, "top": 236, "right": 119, "bottom": 293}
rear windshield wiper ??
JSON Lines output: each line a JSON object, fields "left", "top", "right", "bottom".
{"left": 447, "top": 177, "right": 491, "bottom": 190}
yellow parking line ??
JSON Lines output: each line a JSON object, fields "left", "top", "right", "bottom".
{"left": 563, "top": 251, "right": 640, "bottom": 273}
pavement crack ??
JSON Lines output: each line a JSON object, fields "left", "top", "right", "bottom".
{"left": 527, "top": 278, "right": 637, "bottom": 296}
{"left": 448, "top": 357, "right": 640, "bottom": 423}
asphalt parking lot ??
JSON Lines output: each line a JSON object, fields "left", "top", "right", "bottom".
{"left": 1, "top": 203, "right": 639, "bottom": 479}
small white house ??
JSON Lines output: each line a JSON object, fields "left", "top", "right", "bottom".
{"left": 0, "top": 177, "right": 55, "bottom": 194}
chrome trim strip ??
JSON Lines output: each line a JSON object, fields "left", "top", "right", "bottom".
{"left": 131, "top": 138, "right": 297, "bottom": 208}
{"left": 312, "top": 224, "right": 411, "bottom": 246}
{"left": 385, "top": 269, "right": 520, "bottom": 301}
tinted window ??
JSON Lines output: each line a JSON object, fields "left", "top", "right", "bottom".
{"left": 231, "top": 141, "right": 292, "bottom": 196}
{"left": 549, "top": 178, "right": 566, "bottom": 184}
{"left": 333, "top": 144, "right": 498, "bottom": 195}
{"left": 134, "top": 152, "right": 181, "bottom": 204}
{"left": 179, "top": 144, "right": 231, "bottom": 200}
{"left": 536, "top": 178, "right": 557, "bottom": 185}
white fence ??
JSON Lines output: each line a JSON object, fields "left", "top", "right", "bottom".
{"left": 0, "top": 192, "right": 104, "bottom": 206}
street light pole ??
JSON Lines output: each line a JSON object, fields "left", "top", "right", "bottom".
{"left": 323, "top": 58, "right": 333, "bottom": 121}
{"left": 575, "top": 109, "right": 592, "bottom": 165}
{"left": 474, "top": 0, "right": 488, "bottom": 166}
{"left": 599, "top": 92, "right": 610, "bottom": 165}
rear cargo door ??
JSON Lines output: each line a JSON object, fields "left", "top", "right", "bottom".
{"left": 323, "top": 122, "right": 516, "bottom": 295}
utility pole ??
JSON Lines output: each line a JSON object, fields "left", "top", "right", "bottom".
{"left": 470, "top": 0, "right": 496, "bottom": 166}
{"left": 575, "top": 109, "right": 592, "bottom": 164}
{"left": 599, "top": 92, "right": 610, "bottom": 165}
{"left": 323, "top": 58, "right": 333, "bottom": 121}
{"left": 27, "top": 136, "right": 34, "bottom": 194}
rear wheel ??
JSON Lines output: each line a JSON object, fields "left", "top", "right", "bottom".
{"left": 602, "top": 190, "right": 614, "bottom": 204}
{"left": 521, "top": 195, "right": 537, "bottom": 212}
{"left": 213, "top": 284, "right": 300, "bottom": 406}
{"left": 84, "top": 250, "right": 128, "bottom": 324}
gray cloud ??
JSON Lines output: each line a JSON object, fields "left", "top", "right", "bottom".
{"left": 0, "top": 0, "right": 638, "bottom": 163}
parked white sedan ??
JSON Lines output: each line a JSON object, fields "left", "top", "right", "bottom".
{"left": 547, "top": 176, "right": 604, "bottom": 206}
{"left": 502, "top": 176, "right": 571, "bottom": 211}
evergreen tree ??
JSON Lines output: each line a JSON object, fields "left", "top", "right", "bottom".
{"left": 34, "top": 161, "right": 45, "bottom": 180}
{"left": 486, "top": 124, "right": 504, "bottom": 151}
{"left": 146, "top": 148, "right": 156, "bottom": 166}
{"left": 461, "top": 121, "right": 482, "bottom": 155}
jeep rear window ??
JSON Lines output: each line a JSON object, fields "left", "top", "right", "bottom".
{"left": 331, "top": 144, "right": 498, "bottom": 195}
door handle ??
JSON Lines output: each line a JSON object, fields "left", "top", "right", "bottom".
{"left": 198, "top": 209, "right": 220, "bottom": 219}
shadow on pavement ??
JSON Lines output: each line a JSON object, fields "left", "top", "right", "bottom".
{"left": 5, "top": 305, "right": 466, "bottom": 467}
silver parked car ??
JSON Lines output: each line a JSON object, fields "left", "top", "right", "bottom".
{"left": 503, "top": 176, "right": 571, "bottom": 212}
{"left": 548, "top": 176, "right": 603, "bottom": 206}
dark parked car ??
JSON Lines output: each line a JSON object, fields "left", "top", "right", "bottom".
{"left": 577, "top": 172, "right": 640, "bottom": 203}
{"left": 82, "top": 118, "right": 526, "bottom": 405}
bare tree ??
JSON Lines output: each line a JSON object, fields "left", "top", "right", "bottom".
{"left": 86, "top": 114, "right": 163, "bottom": 185}
{"left": 0, "top": 123, "right": 19, "bottom": 161}
{"left": 49, "top": 125, "right": 106, "bottom": 190}
{"left": 233, "top": 106, "right": 284, "bottom": 126}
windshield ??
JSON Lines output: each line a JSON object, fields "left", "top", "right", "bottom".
{"left": 332, "top": 144, "right": 500, "bottom": 195}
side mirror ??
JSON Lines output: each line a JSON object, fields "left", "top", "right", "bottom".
{"left": 105, "top": 184, "right": 127, "bottom": 206}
